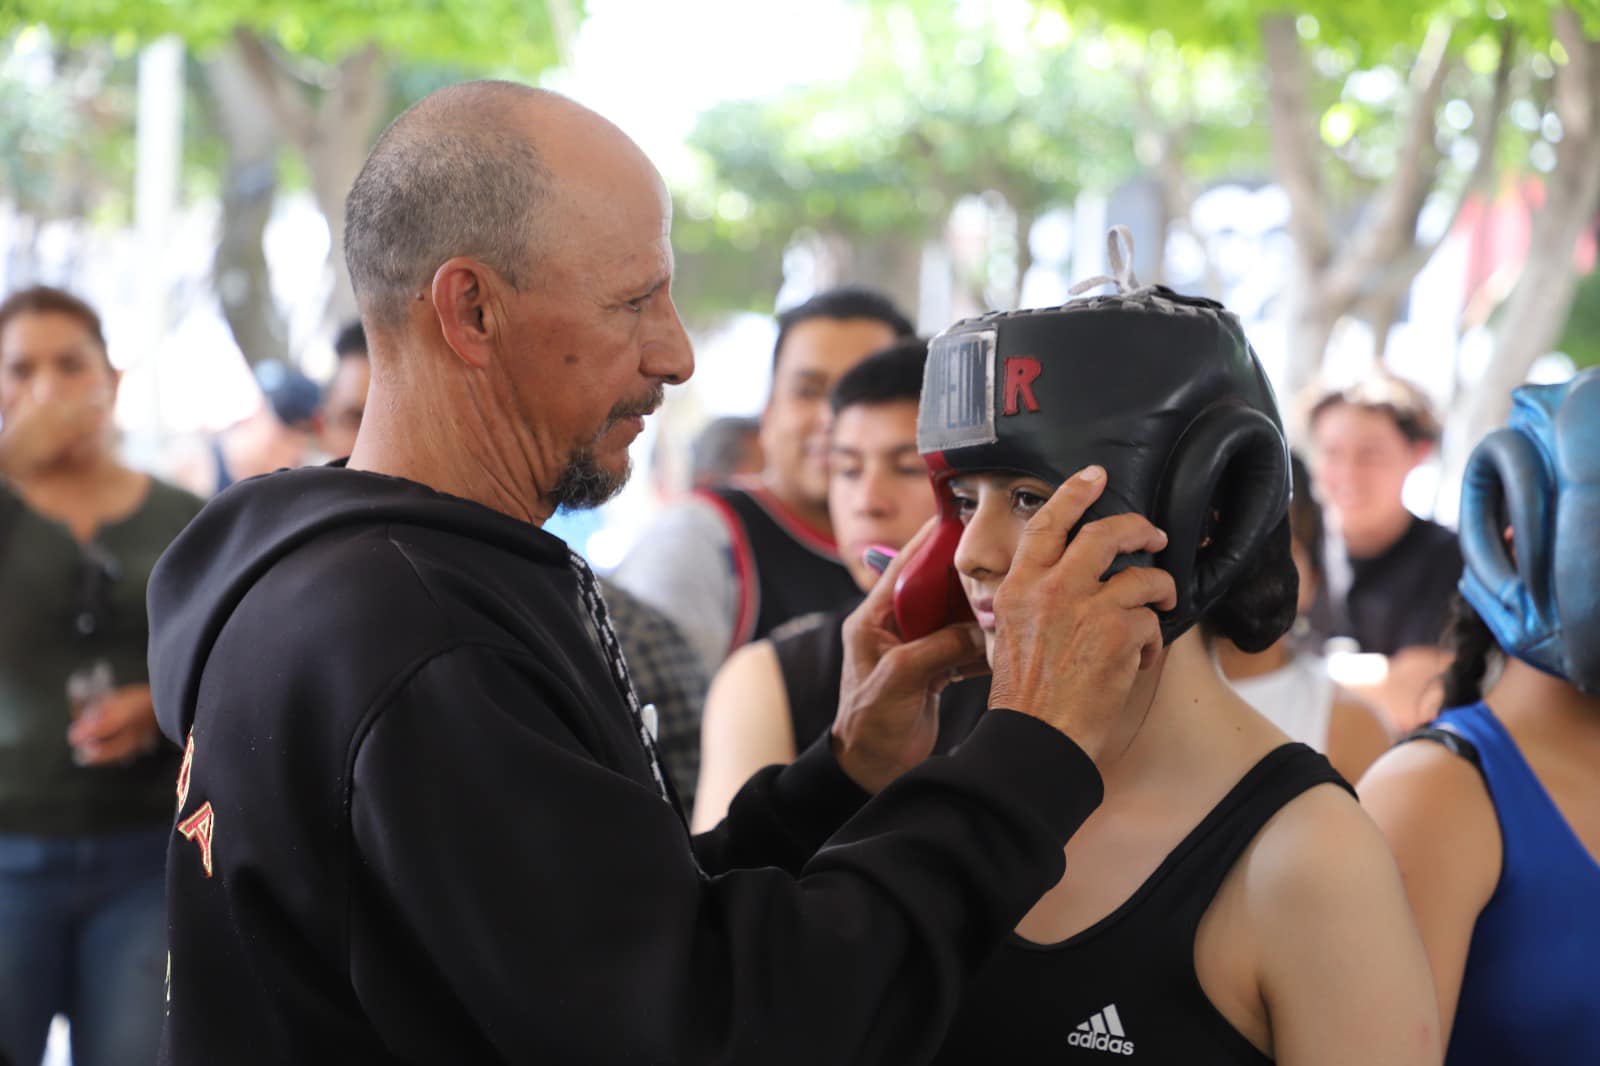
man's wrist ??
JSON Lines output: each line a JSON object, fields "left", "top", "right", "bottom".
{"left": 829, "top": 728, "right": 905, "bottom": 795}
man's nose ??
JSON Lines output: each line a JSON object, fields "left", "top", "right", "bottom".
{"left": 644, "top": 297, "right": 694, "bottom": 385}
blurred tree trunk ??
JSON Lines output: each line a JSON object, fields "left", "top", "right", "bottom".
{"left": 858, "top": 237, "right": 925, "bottom": 320}
{"left": 233, "top": 29, "right": 387, "bottom": 336}
{"left": 1133, "top": 63, "right": 1198, "bottom": 289}
{"left": 1467, "top": 8, "right": 1600, "bottom": 441}
{"left": 1261, "top": 14, "right": 1511, "bottom": 397}
{"left": 205, "top": 48, "right": 287, "bottom": 368}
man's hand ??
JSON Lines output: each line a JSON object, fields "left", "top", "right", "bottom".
{"left": 68, "top": 683, "right": 163, "bottom": 766}
{"left": 832, "top": 519, "right": 990, "bottom": 794}
{"left": 0, "top": 392, "right": 109, "bottom": 479}
{"left": 987, "top": 466, "right": 1176, "bottom": 765}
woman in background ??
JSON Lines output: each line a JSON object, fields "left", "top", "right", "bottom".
{"left": 0, "top": 285, "right": 204, "bottom": 1066}
{"left": 1360, "top": 368, "right": 1600, "bottom": 1064}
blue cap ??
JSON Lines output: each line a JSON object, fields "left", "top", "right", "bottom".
{"left": 253, "top": 359, "right": 321, "bottom": 428}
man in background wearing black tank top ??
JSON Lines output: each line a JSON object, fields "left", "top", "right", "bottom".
{"left": 613, "top": 288, "right": 914, "bottom": 677}
{"left": 692, "top": 340, "right": 988, "bottom": 829}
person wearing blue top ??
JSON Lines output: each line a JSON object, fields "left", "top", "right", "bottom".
{"left": 1361, "top": 367, "right": 1600, "bottom": 1065}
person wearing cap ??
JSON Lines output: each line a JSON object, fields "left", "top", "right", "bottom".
{"left": 1360, "top": 368, "right": 1600, "bottom": 1065}
{"left": 209, "top": 358, "right": 322, "bottom": 493}
{"left": 895, "top": 234, "right": 1437, "bottom": 1064}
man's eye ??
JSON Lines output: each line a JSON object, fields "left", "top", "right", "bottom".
{"left": 1013, "top": 491, "right": 1047, "bottom": 514}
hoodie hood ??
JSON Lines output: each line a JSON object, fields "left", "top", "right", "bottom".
{"left": 148, "top": 464, "right": 570, "bottom": 743}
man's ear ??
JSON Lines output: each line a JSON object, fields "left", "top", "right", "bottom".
{"left": 430, "top": 257, "right": 501, "bottom": 371}
{"left": 1410, "top": 439, "right": 1437, "bottom": 467}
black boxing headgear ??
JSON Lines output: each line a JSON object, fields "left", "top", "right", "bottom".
{"left": 895, "top": 228, "right": 1291, "bottom": 646}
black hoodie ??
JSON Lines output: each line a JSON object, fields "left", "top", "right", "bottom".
{"left": 149, "top": 465, "right": 1102, "bottom": 1065}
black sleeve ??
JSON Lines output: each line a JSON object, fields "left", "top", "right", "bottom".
{"left": 350, "top": 645, "right": 1101, "bottom": 1065}
{"left": 691, "top": 731, "right": 872, "bottom": 876}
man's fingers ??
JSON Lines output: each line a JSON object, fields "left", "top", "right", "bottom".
{"left": 74, "top": 734, "right": 140, "bottom": 766}
{"left": 1134, "top": 609, "right": 1165, "bottom": 671}
{"left": 853, "top": 515, "right": 940, "bottom": 628}
{"left": 880, "top": 622, "right": 986, "bottom": 686}
{"left": 1102, "top": 565, "right": 1178, "bottom": 613}
{"left": 1012, "top": 466, "right": 1107, "bottom": 574}
{"left": 1063, "top": 513, "right": 1168, "bottom": 585}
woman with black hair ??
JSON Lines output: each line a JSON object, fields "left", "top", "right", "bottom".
{"left": 897, "top": 237, "right": 1438, "bottom": 1064}
{"left": 1360, "top": 368, "right": 1600, "bottom": 1065}
{"left": 0, "top": 285, "right": 203, "bottom": 1066}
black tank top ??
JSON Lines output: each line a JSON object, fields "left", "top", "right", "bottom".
{"left": 697, "top": 484, "right": 861, "bottom": 653}
{"left": 770, "top": 605, "right": 989, "bottom": 756}
{"left": 933, "top": 744, "right": 1351, "bottom": 1065}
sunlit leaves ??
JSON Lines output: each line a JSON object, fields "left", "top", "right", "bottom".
{"left": 0, "top": 0, "right": 570, "bottom": 72}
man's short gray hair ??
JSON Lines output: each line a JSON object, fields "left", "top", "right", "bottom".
{"left": 344, "top": 81, "right": 551, "bottom": 328}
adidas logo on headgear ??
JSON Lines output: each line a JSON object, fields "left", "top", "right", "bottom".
{"left": 1068, "top": 1003, "right": 1135, "bottom": 1056}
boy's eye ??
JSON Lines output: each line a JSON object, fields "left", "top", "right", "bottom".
{"left": 950, "top": 494, "right": 977, "bottom": 520}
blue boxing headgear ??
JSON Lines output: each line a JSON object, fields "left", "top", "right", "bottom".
{"left": 1458, "top": 367, "right": 1600, "bottom": 693}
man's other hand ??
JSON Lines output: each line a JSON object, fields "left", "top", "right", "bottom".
{"left": 832, "top": 519, "right": 989, "bottom": 794}
{"left": 987, "top": 466, "right": 1176, "bottom": 765}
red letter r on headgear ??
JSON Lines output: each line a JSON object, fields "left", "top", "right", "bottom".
{"left": 1004, "top": 356, "right": 1042, "bottom": 415}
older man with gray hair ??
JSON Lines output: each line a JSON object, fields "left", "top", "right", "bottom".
{"left": 147, "top": 81, "right": 1174, "bottom": 1064}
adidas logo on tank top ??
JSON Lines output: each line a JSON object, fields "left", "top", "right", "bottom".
{"left": 1068, "top": 1004, "right": 1135, "bottom": 1056}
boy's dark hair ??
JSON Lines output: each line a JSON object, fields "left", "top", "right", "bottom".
{"left": 0, "top": 285, "right": 110, "bottom": 367}
{"left": 773, "top": 286, "right": 914, "bottom": 373}
{"left": 829, "top": 338, "right": 927, "bottom": 415}
{"left": 1307, "top": 372, "right": 1441, "bottom": 445}
{"left": 333, "top": 320, "right": 368, "bottom": 359}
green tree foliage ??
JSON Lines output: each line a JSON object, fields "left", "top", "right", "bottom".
{"left": 672, "top": 3, "right": 1265, "bottom": 319}
{"left": 1558, "top": 260, "right": 1600, "bottom": 369}
{"left": 0, "top": 31, "right": 138, "bottom": 223}
{"left": 0, "top": 0, "right": 569, "bottom": 72}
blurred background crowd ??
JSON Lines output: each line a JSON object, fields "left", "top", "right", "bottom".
{"left": 2, "top": 0, "right": 1598, "bottom": 1062}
